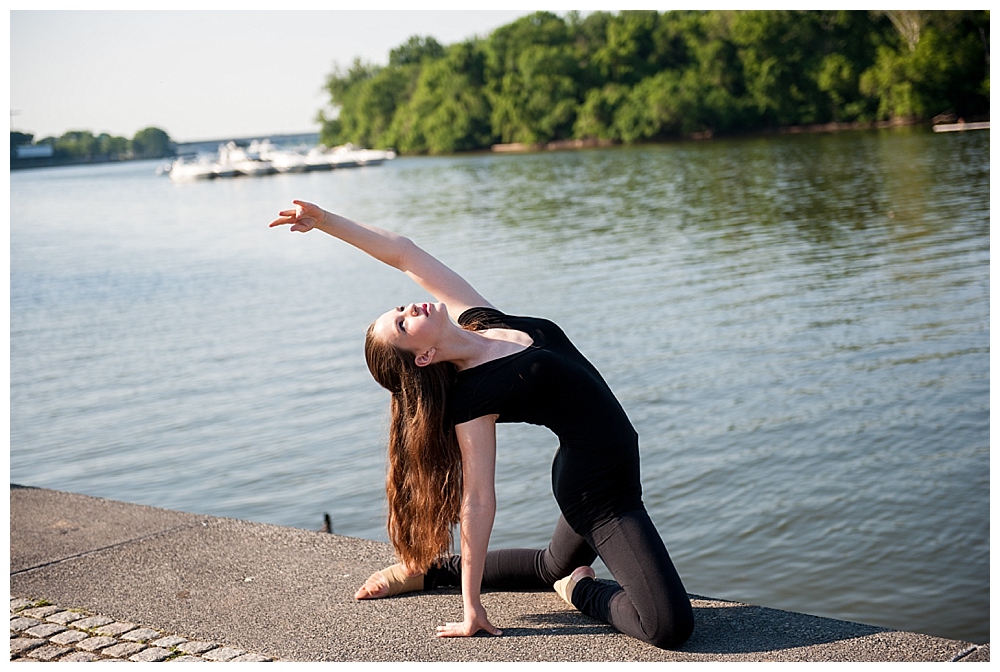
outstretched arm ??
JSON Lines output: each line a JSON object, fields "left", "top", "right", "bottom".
{"left": 436, "top": 414, "right": 502, "bottom": 638}
{"left": 269, "top": 200, "right": 493, "bottom": 320}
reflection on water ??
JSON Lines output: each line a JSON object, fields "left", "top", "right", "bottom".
{"left": 10, "top": 128, "right": 988, "bottom": 643}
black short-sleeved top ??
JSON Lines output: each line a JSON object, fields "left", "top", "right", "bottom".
{"left": 453, "top": 307, "right": 643, "bottom": 532}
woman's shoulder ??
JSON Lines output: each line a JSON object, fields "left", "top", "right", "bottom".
{"left": 457, "top": 306, "right": 558, "bottom": 330}
{"left": 457, "top": 307, "right": 568, "bottom": 349}
{"left": 457, "top": 306, "right": 506, "bottom": 328}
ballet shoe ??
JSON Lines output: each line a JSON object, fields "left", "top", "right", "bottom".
{"left": 553, "top": 566, "right": 595, "bottom": 607}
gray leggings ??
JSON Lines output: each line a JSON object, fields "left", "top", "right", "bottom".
{"left": 425, "top": 508, "right": 694, "bottom": 649}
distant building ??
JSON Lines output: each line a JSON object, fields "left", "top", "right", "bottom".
{"left": 15, "top": 144, "right": 54, "bottom": 159}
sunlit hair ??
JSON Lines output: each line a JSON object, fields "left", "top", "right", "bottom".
{"left": 364, "top": 320, "right": 467, "bottom": 573}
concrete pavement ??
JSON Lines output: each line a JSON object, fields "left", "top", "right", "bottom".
{"left": 9, "top": 485, "right": 990, "bottom": 662}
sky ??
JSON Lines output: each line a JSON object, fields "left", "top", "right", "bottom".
{"left": 10, "top": 10, "right": 538, "bottom": 142}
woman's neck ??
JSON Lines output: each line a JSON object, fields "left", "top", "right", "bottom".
{"left": 438, "top": 325, "right": 533, "bottom": 372}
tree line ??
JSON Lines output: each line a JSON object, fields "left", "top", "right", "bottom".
{"left": 10, "top": 126, "right": 174, "bottom": 161}
{"left": 319, "top": 10, "right": 989, "bottom": 154}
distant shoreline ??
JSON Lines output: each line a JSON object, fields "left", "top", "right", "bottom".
{"left": 12, "top": 116, "right": 988, "bottom": 171}
{"left": 489, "top": 116, "right": 950, "bottom": 153}
{"left": 11, "top": 131, "right": 322, "bottom": 172}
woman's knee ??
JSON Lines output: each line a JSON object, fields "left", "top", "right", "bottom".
{"left": 645, "top": 601, "right": 694, "bottom": 650}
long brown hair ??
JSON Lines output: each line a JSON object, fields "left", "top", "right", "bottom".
{"left": 364, "top": 322, "right": 463, "bottom": 573}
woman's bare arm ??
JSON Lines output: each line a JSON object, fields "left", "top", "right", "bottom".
{"left": 436, "top": 414, "right": 502, "bottom": 638}
{"left": 269, "top": 200, "right": 493, "bottom": 320}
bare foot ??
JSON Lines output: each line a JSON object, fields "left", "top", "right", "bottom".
{"left": 553, "top": 565, "right": 596, "bottom": 606}
{"left": 354, "top": 570, "right": 390, "bottom": 600}
{"left": 354, "top": 563, "right": 424, "bottom": 600}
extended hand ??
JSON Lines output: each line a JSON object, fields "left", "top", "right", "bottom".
{"left": 435, "top": 608, "right": 502, "bottom": 638}
{"left": 268, "top": 200, "right": 327, "bottom": 233}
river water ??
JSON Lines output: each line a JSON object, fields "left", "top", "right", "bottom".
{"left": 10, "top": 129, "right": 989, "bottom": 644}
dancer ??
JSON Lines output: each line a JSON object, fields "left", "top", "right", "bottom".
{"left": 269, "top": 200, "right": 693, "bottom": 649}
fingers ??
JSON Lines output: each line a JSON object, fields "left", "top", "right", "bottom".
{"left": 435, "top": 623, "right": 469, "bottom": 638}
{"left": 270, "top": 202, "right": 315, "bottom": 230}
{"left": 434, "top": 621, "right": 502, "bottom": 638}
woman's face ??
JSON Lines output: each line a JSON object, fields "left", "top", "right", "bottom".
{"left": 372, "top": 302, "right": 448, "bottom": 362}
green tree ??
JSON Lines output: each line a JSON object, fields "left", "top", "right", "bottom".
{"left": 592, "top": 10, "right": 661, "bottom": 86}
{"left": 484, "top": 12, "right": 582, "bottom": 144}
{"left": 316, "top": 9, "right": 989, "bottom": 153}
{"left": 389, "top": 35, "right": 445, "bottom": 66}
{"left": 610, "top": 69, "right": 709, "bottom": 142}
{"left": 130, "top": 127, "right": 172, "bottom": 158}
{"left": 97, "top": 133, "right": 128, "bottom": 158}
{"left": 318, "top": 58, "right": 378, "bottom": 146}
{"left": 566, "top": 10, "right": 614, "bottom": 90}
{"left": 388, "top": 41, "right": 493, "bottom": 154}
{"left": 320, "top": 57, "right": 419, "bottom": 148}
{"left": 573, "top": 84, "right": 630, "bottom": 140}
{"left": 54, "top": 131, "right": 99, "bottom": 159}
{"left": 728, "top": 10, "right": 828, "bottom": 126}
{"left": 860, "top": 10, "right": 989, "bottom": 119}
{"left": 11, "top": 131, "right": 34, "bottom": 147}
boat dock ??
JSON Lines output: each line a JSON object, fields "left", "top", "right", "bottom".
{"left": 933, "top": 121, "right": 990, "bottom": 132}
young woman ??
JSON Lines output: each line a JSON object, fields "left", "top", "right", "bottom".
{"left": 269, "top": 200, "right": 694, "bottom": 649}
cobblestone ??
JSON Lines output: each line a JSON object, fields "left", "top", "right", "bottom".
{"left": 9, "top": 618, "right": 41, "bottom": 632}
{"left": 121, "top": 627, "right": 162, "bottom": 642}
{"left": 24, "top": 623, "right": 67, "bottom": 638}
{"left": 175, "top": 641, "right": 217, "bottom": 655}
{"left": 201, "top": 646, "right": 245, "bottom": 661}
{"left": 21, "top": 606, "right": 62, "bottom": 620}
{"left": 103, "top": 642, "right": 147, "bottom": 658}
{"left": 96, "top": 622, "right": 137, "bottom": 637}
{"left": 49, "top": 630, "right": 89, "bottom": 645}
{"left": 77, "top": 636, "right": 119, "bottom": 651}
{"left": 74, "top": 615, "right": 115, "bottom": 630}
{"left": 10, "top": 637, "right": 46, "bottom": 655}
{"left": 151, "top": 635, "right": 187, "bottom": 648}
{"left": 28, "top": 644, "right": 73, "bottom": 661}
{"left": 130, "top": 647, "right": 173, "bottom": 662}
{"left": 46, "top": 610, "right": 87, "bottom": 625}
{"left": 10, "top": 597, "right": 275, "bottom": 662}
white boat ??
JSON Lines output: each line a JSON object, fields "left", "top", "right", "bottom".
{"left": 354, "top": 148, "right": 397, "bottom": 166}
{"left": 303, "top": 143, "right": 397, "bottom": 170}
{"left": 168, "top": 156, "right": 221, "bottom": 182}
{"left": 253, "top": 139, "right": 309, "bottom": 173}
{"left": 303, "top": 147, "right": 338, "bottom": 171}
{"left": 160, "top": 139, "right": 394, "bottom": 180}
{"left": 219, "top": 142, "right": 277, "bottom": 177}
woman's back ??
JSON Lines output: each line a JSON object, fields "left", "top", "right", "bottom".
{"left": 452, "top": 307, "right": 642, "bottom": 532}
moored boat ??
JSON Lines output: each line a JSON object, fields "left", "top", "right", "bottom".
{"left": 159, "top": 139, "right": 394, "bottom": 180}
{"left": 219, "top": 142, "right": 277, "bottom": 177}
{"left": 168, "top": 156, "right": 222, "bottom": 182}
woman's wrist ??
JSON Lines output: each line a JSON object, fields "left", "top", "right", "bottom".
{"left": 316, "top": 208, "right": 336, "bottom": 232}
{"left": 463, "top": 593, "right": 485, "bottom": 614}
